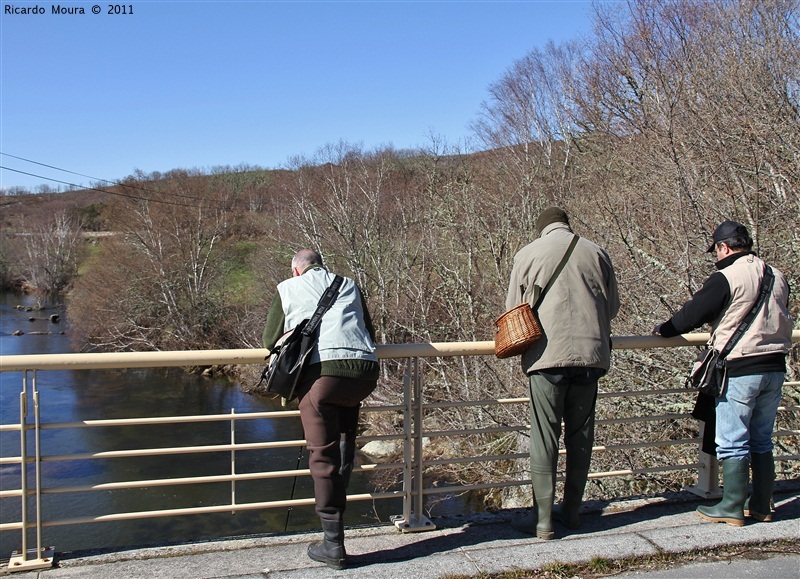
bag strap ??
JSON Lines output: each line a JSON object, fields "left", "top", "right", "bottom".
{"left": 533, "top": 235, "right": 579, "bottom": 311}
{"left": 717, "top": 265, "right": 775, "bottom": 360}
{"left": 301, "top": 275, "right": 344, "bottom": 337}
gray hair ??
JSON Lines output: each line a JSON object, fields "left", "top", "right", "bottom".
{"left": 291, "top": 249, "right": 323, "bottom": 271}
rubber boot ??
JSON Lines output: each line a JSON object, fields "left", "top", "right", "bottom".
{"left": 696, "top": 459, "right": 749, "bottom": 527}
{"left": 553, "top": 468, "right": 588, "bottom": 530}
{"left": 511, "top": 473, "right": 555, "bottom": 539}
{"left": 307, "top": 518, "right": 346, "bottom": 570}
{"left": 509, "top": 505, "right": 554, "bottom": 540}
{"left": 533, "top": 473, "right": 555, "bottom": 540}
{"left": 745, "top": 452, "right": 775, "bottom": 522}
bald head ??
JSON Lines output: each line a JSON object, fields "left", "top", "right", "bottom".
{"left": 291, "top": 249, "right": 323, "bottom": 275}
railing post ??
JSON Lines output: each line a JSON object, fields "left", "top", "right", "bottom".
{"left": 684, "top": 420, "right": 722, "bottom": 499}
{"left": 231, "top": 409, "right": 236, "bottom": 514}
{"left": 391, "top": 357, "right": 434, "bottom": 532}
{"left": 8, "top": 370, "right": 54, "bottom": 573}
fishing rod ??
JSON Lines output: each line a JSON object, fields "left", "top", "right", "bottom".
{"left": 284, "top": 445, "right": 304, "bottom": 532}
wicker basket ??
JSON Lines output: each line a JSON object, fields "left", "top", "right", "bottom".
{"left": 494, "top": 303, "right": 543, "bottom": 359}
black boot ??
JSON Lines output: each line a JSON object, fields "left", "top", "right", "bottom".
{"left": 307, "top": 518, "right": 346, "bottom": 570}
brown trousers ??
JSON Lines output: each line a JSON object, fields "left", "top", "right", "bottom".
{"left": 298, "top": 375, "right": 377, "bottom": 521}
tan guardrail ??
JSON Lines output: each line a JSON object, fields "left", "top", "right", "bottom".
{"left": 0, "top": 332, "right": 728, "bottom": 372}
{"left": 0, "top": 331, "right": 797, "bottom": 572}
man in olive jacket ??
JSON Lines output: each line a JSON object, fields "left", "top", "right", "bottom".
{"left": 505, "top": 207, "right": 619, "bottom": 539}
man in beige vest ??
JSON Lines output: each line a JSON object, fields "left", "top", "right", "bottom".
{"left": 506, "top": 207, "right": 619, "bottom": 539}
{"left": 654, "top": 220, "right": 792, "bottom": 526}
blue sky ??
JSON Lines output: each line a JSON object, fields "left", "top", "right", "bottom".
{"left": 1, "top": 1, "right": 594, "bottom": 191}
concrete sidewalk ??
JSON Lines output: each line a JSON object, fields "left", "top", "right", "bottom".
{"left": 3, "top": 485, "right": 798, "bottom": 578}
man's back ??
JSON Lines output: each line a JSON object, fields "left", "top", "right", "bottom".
{"left": 277, "top": 267, "right": 377, "bottom": 365}
{"left": 507, "top": 222, "right": 620, "bottom": 373}
{"left": 712, "top": 253, "right": 792, "bottom": 360}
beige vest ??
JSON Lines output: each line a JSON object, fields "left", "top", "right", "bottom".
{"left": 711, "top": 254, "right": 792, "bottom": 360}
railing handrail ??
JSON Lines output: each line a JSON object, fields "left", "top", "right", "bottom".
{"left": 4, "top": 331, "right": 779, "bottom": 372}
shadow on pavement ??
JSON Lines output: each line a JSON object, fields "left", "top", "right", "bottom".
{"left": 347, "top": 522, "right": 523, "bottom": 568}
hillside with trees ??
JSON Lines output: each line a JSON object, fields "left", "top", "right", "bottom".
{"left": 1, "top": 0, "right": 797, "bottom": 503}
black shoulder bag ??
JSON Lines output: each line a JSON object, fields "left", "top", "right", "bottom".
{"left": 686, "top": 266, "right": 775, "bottom": 397}
{"left": 258, "top": 275, "right": 344, "bottom": 401}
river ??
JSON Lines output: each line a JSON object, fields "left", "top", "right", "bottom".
{"left": 0, "top": 292, "right": 406, "bottom": 555}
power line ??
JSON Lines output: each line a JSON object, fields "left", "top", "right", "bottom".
{"left": 0, "top": 152, "right": 208, "bottom": 203}
{"left": 0, "top": 166, "right": 204, "bottom": 209}
{"left": 2, "top": 152, "right": 122, "bottom": 185}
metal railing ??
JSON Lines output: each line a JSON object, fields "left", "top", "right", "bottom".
{"left": 1, "top": 332, "right": 798, "bottom": 572}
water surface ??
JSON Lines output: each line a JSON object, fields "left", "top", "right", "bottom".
{"left": 0, "top": 293, "right": 404, "bottom": 554}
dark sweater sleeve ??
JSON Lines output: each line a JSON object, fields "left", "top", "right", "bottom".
{"left": 659, "top": 272, "right": 731, "bottom": 337}
{"left": 262, "top": 291, "right": 286, "bottom": 350}
{"left": 359, "top": 289, "right": 377, "bottom": 344}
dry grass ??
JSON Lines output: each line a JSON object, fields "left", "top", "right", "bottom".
{"left": 441, "top": 539, "right": 800, "bottom": 578}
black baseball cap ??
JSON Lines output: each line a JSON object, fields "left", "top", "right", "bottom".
{"left": 707, "top": 220, "right": 750, "bottom": 252}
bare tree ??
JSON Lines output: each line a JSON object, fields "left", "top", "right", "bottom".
{"left": 22, "top": 212, "right": 83, "bottom": 296}
{"left": 68, "top": 177, "right": 237, "bottom": 352}
{"left": 472, "top": 39, "right": 584, "bottom": 206}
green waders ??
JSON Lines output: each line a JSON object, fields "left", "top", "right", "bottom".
{"left": 513, "top": 372, "right": 598, "bottom": 539}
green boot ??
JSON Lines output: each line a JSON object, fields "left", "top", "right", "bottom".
{"left": 744, "top": 452, "right": 774, "bottom": 522}
{"left": 554, "top": 468, "right": 588, "bottom": 530}
{"left": 532, "top": 471, "right": 555, "bottom": 540}
{"left": 511, "top": 472, "right": 555, "bottom": 540}
{"left": 510, "top": 505, "right": 554, "bottom": 540}
{"left": 307, "top": 518, "right": 346, "bottom": 570}
{"left": 696, "top": 459, "right": 749, "bottom": 527}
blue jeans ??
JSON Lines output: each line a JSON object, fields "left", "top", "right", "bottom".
{"left": 715, "top": 372, "right": 784, "bottom": 461}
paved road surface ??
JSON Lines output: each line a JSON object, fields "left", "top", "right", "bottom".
{"left": 3, "top": 485, "right": 798, "bottom": 578}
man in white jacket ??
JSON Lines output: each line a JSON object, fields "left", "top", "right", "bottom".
{"left": 263, "top": 249, "right": 379, "bottom": 569}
